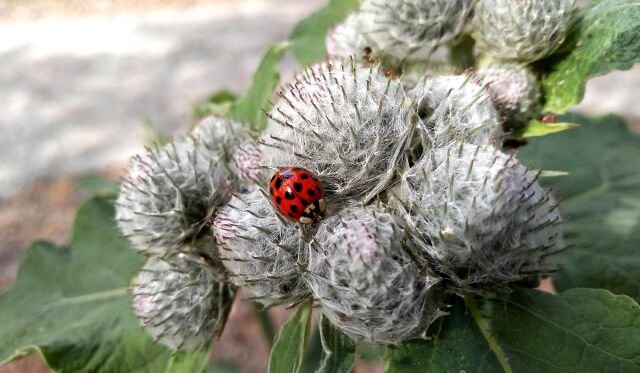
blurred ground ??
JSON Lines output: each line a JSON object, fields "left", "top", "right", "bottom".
{"left": 0, "top": 0, "right": 324, "bottom": 198}
{"left": 0, "top": 0, "right": 638, "bottom": 372}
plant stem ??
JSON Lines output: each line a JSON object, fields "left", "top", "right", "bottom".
{"left": 449, "top": 34, "right": 476, "bottom": 72}
{"left": 254, "top": 303, "right": 276, "bottom": 347}
{"left": 463, "top": 295, "right": 514, "bottom": 373}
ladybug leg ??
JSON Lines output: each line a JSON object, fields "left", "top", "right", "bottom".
{"left": 299, "top": 216, "right": 313, "bottom": 224}
{"left": 318, "top": 199, "right": 326, "bottom": 214}
{"left": 301, "top": 203, "right": 318, "bottom": 224}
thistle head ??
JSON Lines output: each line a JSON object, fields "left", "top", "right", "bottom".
{"left": 191, "top": 115, "right": 263, "bottom": 183}
{"left": 305, "top": 206, "right": 444, "bottom": 344}
{"left": 478, "top": 62, "right": 542, "bottom": 131}
{"left": 326, "top": 14, "right": 373, "bottom": 63}
{"left": 116, "top": 138, "right": 235, "bottom": 257}
{"left": 260, "top": 61, "right": 413, "bottom": 207}
{"left": 472, "top": 0, "right": 577, "bottom": 63}
{"left": 211, "top": 189, "right": 311, "bottom": 308}
{"left": 360, "top": 0, "right": 473, "bottom": 61}
{"left": 409, "top": 74, "right": 503, "bottom": 148}
{"left": 391, "top": 143, "right": 564, "bottom": 295}
{"left": 132, "top": 253, "right": 234, "bottom": 350}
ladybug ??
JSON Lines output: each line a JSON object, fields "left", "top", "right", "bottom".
{"left": 269, "top": 167, "right": 326, "bottom": 224}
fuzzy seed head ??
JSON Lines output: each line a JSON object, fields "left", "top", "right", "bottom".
{"left": 211, "top": 189, "right": 311, "bottom": 307}
{"left": 326, "top": 14, "right": 372, "bottom": 63}
{"left": 132, "top": 253, "right": 234, "bottom": 350}
{"left": 261, "top": 62, "right": 413, "bottom": 207}
{"left": 191, "top": 116, "right": 262, "bottom": 183}
{"left": 409, "top": 75, "right": 503, "bottom": 147}
{"left": 360, "top": 0, "right": 473, "bottom": 61}
{"left": 391, "top": 144, "right": 564, "bottom": 294}
{"left": 478, "top": 63, "right": 542, "bottom": 130}
{"left": 305, "top": 206, "right": 443, "bottom": 344}
{"left": 231, "top": 139, "right": 264, "bottom": 182}
{"left": 116, "top": 135, "right": 236, "bottom": 256}
{"left": 472, "top": 0, "right": 576, "bottom": 63}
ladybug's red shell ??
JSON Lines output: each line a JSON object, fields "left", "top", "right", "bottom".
{"left": 269, "top": 167, "right": 326, "bottom": 224}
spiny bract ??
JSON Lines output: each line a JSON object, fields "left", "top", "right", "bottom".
{"left": 211, "top": 189, "right": 311, "bottom": 308}
{"left": 409, "top": 75, "right": 503, "bottom": 148}
{"left": 478, "top": 62, "right": 542, "bottom": 131}
{"left": 391, "top": 143, "right": 564, "bottom": 294}
{"left": 116, "top": 128, "right": 239, "bottom": 256}
{"left": 472, "top": 0, "right": 577, "bottom": 63}
{"left": 305, "top": 206, "right": 443, "bottom": 344}
{"left": 132, "top": 253, "right": 234, "bottom": 350}
{"left": 360, "top": 0, "right": 473, "bottom": 61}
{"left": 260, "top": 61, "right": 413, "bottom": 207}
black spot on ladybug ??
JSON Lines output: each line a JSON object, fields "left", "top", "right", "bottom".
{"left": 269, "top": 187, "right": 274, "bottom": 195}
{"left": 300, "top": 173, "right": 309, "bottom": 180}
{"left": 270, "top": 174, "right": 276, "bottom": 182}
{"left": 307, "top": 189, "right": 316, "bottom": 197}
{"left": 281, "top": 171, "right": 294, "bottom": 179}
{"left": 274, "top": 178, "right": 282, "bottom": 189}
{"left": 284, "top": 191, "right": 295, "bottom": 200}
{"left": 290, "top": 205, "right": 299, "bottom": 213}
{"left": 293, "top": 182, "right": 303, "bottom": 192}
{"left": 275, "top": 196, "right": 282, "bottom": 205}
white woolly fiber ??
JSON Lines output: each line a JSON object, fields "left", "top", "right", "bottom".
{"left": 212, "top": 189, "right": 311, "bottom": 308}
{"left": 306, "top": 205, "right": 443, "bottom": 344}
{"left": 392, "top": 143, "right": 564, "bottom": 294}
{"left": 132, "top": 253, "right": 234, "bottom": 350}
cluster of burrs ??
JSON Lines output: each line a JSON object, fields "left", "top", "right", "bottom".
{"left": 328, "top": 0, "right": 576, "bottom": 131}
{"left": 117, "top": 0, "right": 571, "bottom": 349}
{"left": 116, "top": 116, "right": 262, "bottom": 349}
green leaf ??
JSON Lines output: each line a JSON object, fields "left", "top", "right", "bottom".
{"left": 194, "top": 90, "right": 237, "bottom": 119}
{"left": 230, "top": 41, "right": 290, "bottom": 132}
{"left": 166, "top": 345, "right": 212, "bottom": 373}
{"left": 384, "top": 297, "right": 502, "bottom": 373}
{"left": 542, "top": 0, "right": 640, "bottom": 112}
{"left": 300, "top": 325, "right": 323, "bottom": 373}
{"left": 268, "top": 301, "right": 313, "bottom": 373}
{"left": 0, "top": 197, "right": 208, "bottom": 372}
{"left": 254, "top": 304, "right": 277, "bottom": 348}
{"left": 386, "top": 289, "right": 640, "bottom": 372}
{"left": 288, "top": 0, "right": 360, "bottom": 66}
{"left": 207, "top": 361, "right": 239, "bottom": 373}
{"left": 519, "top": 113, "right": 640, "bottom": 301}
{"left": 76, "top": 176, "right": 119, "bottom": 197}
{"left": 486, "top": 288, "right": 640, "bottom": 372}
{"left": 317, "top": 315, "right": 356, "bottom": 373}
{"left": 518, "top": 120, "right": 579, "bottom": 138}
